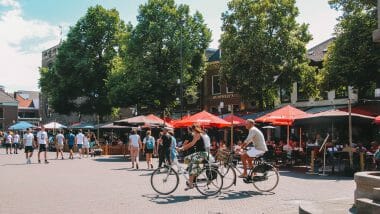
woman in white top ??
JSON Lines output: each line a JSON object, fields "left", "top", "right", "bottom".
{"left": 129, "top": 129, "right": 142, "bottom": 169}
{"left": 82, "top": 132, "right": 90, "bottom": 158}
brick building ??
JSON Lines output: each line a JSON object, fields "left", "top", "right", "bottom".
{"left": 0, "top": 86, "right": 18, "bottom": 130}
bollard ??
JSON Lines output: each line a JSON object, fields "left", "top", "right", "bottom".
{"left": 359, "top": 152, "right": 365, "bottom": 171}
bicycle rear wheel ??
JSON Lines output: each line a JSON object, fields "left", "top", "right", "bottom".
{"left": 251, "top": 163, "right": 279, "bottom": 192}
{"left": 218, "top": 164, "right": 236, "bottom": 190}
{"left": 150, "top": 167, "right": 179, "bottom": 195}
{"left": 195, "top": 167, "right": 223, "bottom": 196}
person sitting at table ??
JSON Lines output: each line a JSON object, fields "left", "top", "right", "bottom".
{"left": 355, "top": 143, "right": 368, "bottom": 153}
{"left": 210, "top": 138, "right": 218, "bottom": 157}
{"left": 369, "top": 141, "right": 379, "bottom": 154}
{"left": 314, "top": 133, "right": 323, "bottom": 146}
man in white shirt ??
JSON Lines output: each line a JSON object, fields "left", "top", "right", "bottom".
{"left": 24, "top": 128, "right": 36, "bottom": 164}
{"left": 75, "top": 129, "right": 85, "bottom": 159}
{"left": 37, "top": 126, "right": 49, "bottom": 164}
{"left": 13, "top": 131, "right": 20, "bottom": 154}
{"left": 56, "top": 130, "right": 65, "bottom": 160}
{"left": 5, "top": 131, "right": 12, "bottom": 154}
{"left": 240, "top": 119, "right": 268, "bottom": 178}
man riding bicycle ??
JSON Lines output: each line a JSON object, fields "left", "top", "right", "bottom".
{"left": 239, "top": 119, "right": 268, "bottom": 178}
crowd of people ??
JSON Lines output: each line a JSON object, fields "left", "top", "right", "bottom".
{"left": 0, "top": 127, "right": 100, "bottom": 164}
{"left": 1, "top": 119, "right": 379, "bottom": 175}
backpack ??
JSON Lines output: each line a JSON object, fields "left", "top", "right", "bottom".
{"left": 145, "top": 136, "right": 154, "bottom": 150}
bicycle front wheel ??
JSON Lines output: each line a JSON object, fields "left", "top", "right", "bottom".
{"left": 251, "top": 163, "right": 279, "bottom": 192}
{"left": 218, "top": 164, "right": 236, "bottom": 190}
{"left": 150, "top": 167, "right": 179, "bottom": 195}
{"left": 195, "top": 167, "right": 223, "bottom": 196}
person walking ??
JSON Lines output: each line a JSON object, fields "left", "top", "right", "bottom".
{"left": 75, "top": 129, "right": 85, "bottom": 159}
{"left": 129, "top": 129, "right": 142, "bottom": 169}
{"left": 24, "top": 128, "right": 36, "bottom": 164}
{"left": 5, "top": 131, "right": 12, "bottom": 154}
{"left": 158, "top": 128, "right": 172, "bottom": 168}
{"left": 82, "top": 132, "right": 90, "bottom": 158}
{"left": 55, "top": 130, "right": 65, "bottom": 159}
{"left": 168, "top": 130, "right": 179, "bottom": 167}
{"left": 37, "top": 126, "right": 49, "bottom": 164}
{"left": 142, "top": 130, "right": 155, "bottom": 169}
{"left": 13, "top": 131, "right": 20, "bottom": 154}
{"left": 67, "top": 130, "right": 76, "bottom": 159}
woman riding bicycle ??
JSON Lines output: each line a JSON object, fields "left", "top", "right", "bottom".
{"left": 177, "top": 124, "right": 214, "bottom": 190}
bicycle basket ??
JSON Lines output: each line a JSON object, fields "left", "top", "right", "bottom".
{"left": 205, "top": 165, "right": 218, "bottom": 180}
{"left": 216, "top": 149, "right": 231, "bottom": 162}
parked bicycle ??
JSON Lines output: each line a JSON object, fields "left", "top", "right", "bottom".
{"left": 150, "top": 153, "right": 223, "bottom": 196}
{"left": 216, "top": 149, "right": 279, "bottom": 192}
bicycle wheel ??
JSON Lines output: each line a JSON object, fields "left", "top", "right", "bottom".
{"left": 251, "top": 163, "right": 279, "bottom": 192}
{"left": 195, "top": 167, "right": 223, "bottom": 196}
{"left": 150, "top": 167, "right": 179, "bottom": 195}
{"left": 218, "top": 164, "right": 236, "bottom": 190}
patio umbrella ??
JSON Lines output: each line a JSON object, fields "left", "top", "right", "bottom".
{"left": 8, "top": 121, "right": 36, "bottom": 131}
{"left": 222, "top": 114, "right": 246, "bottom": 126}
{"left": 43, "top": 122, "right": 67, "bottom": 129}
{"left": 173, "top": 110, "right": 230, "bottom": 128}
{"left": 99, "top": 123, "right": 128, "bottom": 129}
{"left": 293, "top": 109, "right": 375, "bottom": 126}
{"left": 114, "top": 115, "right": 165, "bottom": 127}
{"left": 69, "top": 122, "right": 95, "bottom": 129}
{"left": 146, "top": 114, "right": 173, "bottom": 128}
{"left": 375, "top": 116, "right": 380, "bottom": 125}
{"left": 256, "top": 105, "right": 309, "bottom": 144}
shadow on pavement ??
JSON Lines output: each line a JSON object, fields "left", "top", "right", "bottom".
{"left": 218, "top": 190, "right": 271, "bottom": 200}
{"left": 93, "top": 156, "right": 128, "bottom": 163}
{"left": 279, "top": 170, "right": 353, "bottom": 181}
{"left": 142, "top": 194, "right": 206, "bottom": 204}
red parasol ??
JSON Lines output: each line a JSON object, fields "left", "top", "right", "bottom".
{"left": 222, "top": 114, "right": 246, "bottom": 126}
{"left": 173, "top": 110, "right": 230, "bottom": 128}
{"left": 255, "top": 105, "right": 309, "bottom": 126}
{"left": 373, "top": 115, "right": 380, "bottom": 125}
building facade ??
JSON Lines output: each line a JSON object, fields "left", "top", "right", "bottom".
{"left": 14, "top": 91, "right": 41, "bottom": 124}
{"left": 0, "top": 86, "right": 18, "bottom": 130}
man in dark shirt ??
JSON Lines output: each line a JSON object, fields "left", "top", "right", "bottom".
{"left": 158, "top": 128, "right": 172, "bottom": 167}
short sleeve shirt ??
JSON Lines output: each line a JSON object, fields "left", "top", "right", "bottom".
{"left": 13, "top": 134, "right": 20, "bottom": 143}
{"left": 56, "top": 134, "right": 65, "bottom": 144}
{"left": 24, "top": 133, "right": 34, "bottom": 146}
{"left": 6, "top": 134, "right": 12, "bottom": 144}
{"left": 245, "top": 126, "right": 267, "bottom": 152}
{"left": 68, "top": 134, "right": 75, "bottom": 146}
{"left": 129, "top": 134, "right": 140, "bottom": 148}
{"left": 37, "top": 131, "right": 48, "bottom": 145}
{"left": 76, "top": 133, "right": 84, "bottom": 144}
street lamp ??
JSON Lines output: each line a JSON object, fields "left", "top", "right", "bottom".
{"left": 179, "top": 19, "right": 184, "bottom": 120}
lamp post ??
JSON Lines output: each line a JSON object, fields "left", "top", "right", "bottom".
{"left": 179, "top": 19, "right": 184, "bottom": 120}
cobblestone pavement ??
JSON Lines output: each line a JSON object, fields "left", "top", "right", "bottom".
{"left": 0, "top": 149, "right": 355, "bottom": 214}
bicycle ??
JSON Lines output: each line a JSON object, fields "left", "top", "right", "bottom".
{"left": 150, "top": 153, "right": 224, "bottom": 196}
{"left": 216, "top": 149, "right": 279, "bottom": 192}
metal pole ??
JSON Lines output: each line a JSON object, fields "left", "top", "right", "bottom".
{"left": 230, "top": 106, "right": 233, "bottom": 151}
{"left": 348, "top": 98, "right": 353, "bottom": 168}
{"left": 180, "top": 19, "right": 183, "bottom": 120}
{"left": 97, "top": 115, "right": 100, "bottom": 140}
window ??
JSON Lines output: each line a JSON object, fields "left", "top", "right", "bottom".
{"left": 280, "top": 88, "right": 291, "bottom": 103}
{"left": 0, "top": 107, "right": 3, "bottom": 119}
{"left": 226, "top": 83, "right": 234, "bottom": 93}
{"left": 210, "top": 107, "right": 218, "bottom": 114}
{"left": 212, "top": 75, "right": 221, "bottom": 95}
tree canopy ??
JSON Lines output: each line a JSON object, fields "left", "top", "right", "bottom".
{"left": 39, "top": 5, "right": 130, "bottom": 116}
{"left": 220, "top": 0, "right": 315, "bottom": 110}
{"left": 110, "top": 0, "right": 211, "bottom": 113}
{"left": 322, "top": 0, "right": 380, "bottom": 98}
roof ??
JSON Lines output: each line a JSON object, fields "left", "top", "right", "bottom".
{"left": 307, "top": 37, "right": 335, "bottom": 62}
{"left": 0, "top": 90, "right": 17, "bottom": 104}
{"left": 208, "top": 49, "right": 221, "bottom": 62}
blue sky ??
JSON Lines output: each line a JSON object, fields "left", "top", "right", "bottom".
{"left": 0, "top": 0, "right": 340, "bottom": 92}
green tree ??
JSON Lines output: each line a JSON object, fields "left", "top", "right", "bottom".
{"left": 122, "top": 0, "right": 211, "bottom": 112}
{"left": 39, "top": 5, "right": 130, "bottom": 116}
{"left": 220, "top": 0, "right": 315, "bottom": 110}
{"left": 322, "top": 0, "right": 380, "bottom": 97}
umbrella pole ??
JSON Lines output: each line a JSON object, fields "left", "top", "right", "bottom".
{"left": 348, "top": 98, "right": 353, "bottom": 168}
{"left": 299, "top": 127, "right": 302, "bottom": 148}
{"left": 230, "top": 107, "right": 234, "bottom": 151}
{"left": 287, "top": 125, "right": 290, "bottom": 145}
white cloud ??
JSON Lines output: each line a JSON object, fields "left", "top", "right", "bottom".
{"left": 0, "top": 0, "right": 60, "bottom": 92}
